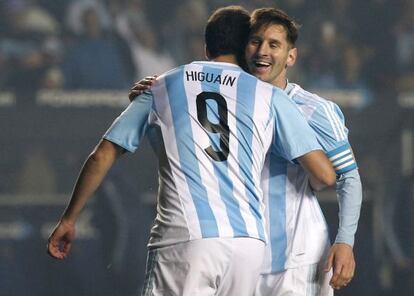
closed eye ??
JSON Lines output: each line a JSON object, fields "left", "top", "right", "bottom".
{"left": 270, "top": 41, "right": 281, "bottom": 49}
{"left": 249, "top": 38, "right": 261, "bottom": 46}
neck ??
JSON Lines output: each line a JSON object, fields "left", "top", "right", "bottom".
{"left": 274, "top": 77, "right": 288, "bottom": 89}
{"left": 210, "top": 54, "right": 239, "bottom": 65}
{"left": 273, "top": 70, "right": 288, "bottom": 89}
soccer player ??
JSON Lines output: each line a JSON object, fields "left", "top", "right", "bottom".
{"left": 245, "top": 8, "right": 362, "bottom": 295}
{"left": 47, "top": 5, "right": 336, "bottom": 296}
{"left": 130, "top": 7, "right": 363, "bottom": 296}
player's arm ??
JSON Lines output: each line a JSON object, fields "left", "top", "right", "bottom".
{"left": 297, "top": 150, "right": 336, "bottom": 191}
{"left": 306, "top": 101, "right": 362, "bottom": 289}
{"left": 324, "top": 168, "right": 362, "bottom": 289}
{"left": 334, "top": 168, "right": 362, "bottom": 247}
{"left": 48, "top": 91, "right": 153, "bottom": 260}
{"left": 47, "top": 139, "right": 124, "bottom": 259}
{"left": 271, "top": 89, "right": 335, "bottom": 189}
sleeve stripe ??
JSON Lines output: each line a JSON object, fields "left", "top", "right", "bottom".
{"left": 326, "top": 143, "right": 351, "bottom": 157}
{"left": 296, "top": 88, "right": 346, "bottom": 141}
{"left": 326, "top": 143, "right": 358, "bottom": 174}
{"left": 321, "top": 104, "right": 341, "bottom": 140}
{"left": 332, "top": 153, "right": 353, "bottom": 166}
{"left": 336, "top": 163, "right": 358, "bottom": 174}
{"left": 329, "top": 149, "right": 352, "bottom": 161}
{"left": 335, "top": 159, "right": 356, "bottom": 170}
{"left": 328, "top": 101, "right": 347, "bottom": 140}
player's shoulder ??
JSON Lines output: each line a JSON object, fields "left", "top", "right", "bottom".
{"left": 158, "top": 61, "right": 230, "bottom": 80}
{"left": 267, "top": 81, "right": 294, "bottom": 101}
{"left": 158, "top": 64, "right": 187, "bottom": 79}
{"left": 287, "top": 83, "right": 344, "bottom": 115}
{"left": 188, "top": 61, "right": 245, "bottom": 73}
{"left": 287, "top": 83, "right": 332, "bottom": 105}
{"left": 269, "top": 84, "right": 300, "bottom": 112}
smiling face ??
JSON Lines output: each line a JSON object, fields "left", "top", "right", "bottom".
{"left": 245, "top": 24, "right": 297, "bottom": 88}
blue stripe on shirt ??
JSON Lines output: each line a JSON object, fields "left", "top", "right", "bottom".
{"left": 165, "top": 70, "right": 219, "bottom": 238}
{"left": 268, "top": 156, "right": 288, "bottom": 272}
{"left": 200, "top": 66, "right": 248, "bottom": 237}
{"left": 236, "top": 74, "right": 265, "bottom": 241}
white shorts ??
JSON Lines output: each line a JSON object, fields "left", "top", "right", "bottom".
{"left": 141, "top": 237, "right": 265, "bottom": 296}
{"left": 255, "top": 262, "right": 333, "bottom": 296}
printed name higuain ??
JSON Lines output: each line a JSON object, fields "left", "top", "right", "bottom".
{"left": 185, "top": 71, "right": 236, "bottom": 87}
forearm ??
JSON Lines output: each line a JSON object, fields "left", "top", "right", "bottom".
{"left": 61, "top": 140, "right": 122, "bottom": 223}
{"left": 309, "top": 175, "right": 331, "bottom": 191}
{"left": 334, "top": 169, "right": 362, "bottom": 247}
{"left": 298, "top": 150, "right": 336, "bottom": 191}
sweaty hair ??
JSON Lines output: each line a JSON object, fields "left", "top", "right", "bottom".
{"left": 250, "top": 8, "right": 300, "bottom": 46}
{"left": 205, "top": 5, "right": 250, "bottom": 59}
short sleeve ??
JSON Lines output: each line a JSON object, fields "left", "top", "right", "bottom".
{"left": 308, "top": 102, "right": 358, "bottom": 174}
{"left": 103, "top": 92, "right": 153, "bottom": 152}
{"left": 271, "top": 89, "right": 322, "bottom": 161}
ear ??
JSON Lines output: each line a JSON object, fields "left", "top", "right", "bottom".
{"left": 286, "top": 47, "right": 297, "bottom": 68}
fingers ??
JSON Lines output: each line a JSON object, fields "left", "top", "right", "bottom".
{"left": 132, "top": 79, "right": 153, "bottom": 88}
{"left": 324, "top": 250, "right": 334, "bottom": 272}
{"left": 128, "top": 90, "right": 141, "bottom": 102}
{"left": 47, "top": 240, "right": 60, "bottom": 258}
{"left": 330, "top": 260, "right": 345, "bottom": 289}
{"left": 47, "top": 239, "right": 67, "bottom": 259}
{"left": 325, "top": 243, "right": 355, "bottom": 290}
{"left": 62, "top": 239, "right": 72, "bottom": 257}
{"left": 340, "top": 258, "right": 355, "bottom": 286}
{"left": 132, "top": 76, "right": 157, "bottom": 89}
{"left": 331, "top": 267, "right": 354, "bottom": 289}
{"left": 46, "top": 221, "right": 75, "bottom": 260}
{"left": 128, "top": 76, "right": 157, "bottom": 102}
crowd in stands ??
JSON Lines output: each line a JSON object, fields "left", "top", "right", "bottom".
{"left": 1, "top": 1, "right": 413, "bottom": 295}
{"left": 0, "top": 0, "right": 413, "bottom": 98}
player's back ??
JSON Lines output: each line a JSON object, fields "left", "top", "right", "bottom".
{"left": 147, "top": 61, "right": 277, "bottom": 247}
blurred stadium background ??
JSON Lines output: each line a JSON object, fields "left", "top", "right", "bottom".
{"left": 0, "top": 0, "right": 413, "bottom": 295}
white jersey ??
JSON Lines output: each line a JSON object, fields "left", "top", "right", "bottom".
{"left": 104, "top": 62, "right": 321, "bottom": 248}
{"left": 261, "top": 83, "right": 358, "bottom": 273}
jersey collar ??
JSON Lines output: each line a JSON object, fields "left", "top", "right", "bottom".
{"left": 191, "top": 61, "right": 243, "bottom": 71}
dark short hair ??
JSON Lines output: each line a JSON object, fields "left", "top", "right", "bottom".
{"left": 205, "top": 5, "right": 250, "bottom": 59}
{"left": 250, "top": 8, "right": 300, "bottom": 46}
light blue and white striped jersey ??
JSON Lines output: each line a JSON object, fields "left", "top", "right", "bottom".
{"left": 104, "top": 62, "right": 321, "bottom": 248}
{"left": 261, "top": 82, "right": 359, "bottom": 273}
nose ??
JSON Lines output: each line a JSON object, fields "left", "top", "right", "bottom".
{"left": 256, "top": 42, "right": 270, "bottom": 57}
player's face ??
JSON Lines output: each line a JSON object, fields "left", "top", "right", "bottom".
{"left": 245, "top": 24, "right": 297, "bottom": 88}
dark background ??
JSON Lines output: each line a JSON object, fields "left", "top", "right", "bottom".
{"left": 1, "top": 0, "right": 413, "bottom": 295}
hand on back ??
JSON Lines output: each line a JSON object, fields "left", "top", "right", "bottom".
{"left": 129, "top": 75, "right": 157, "bottom": 102}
